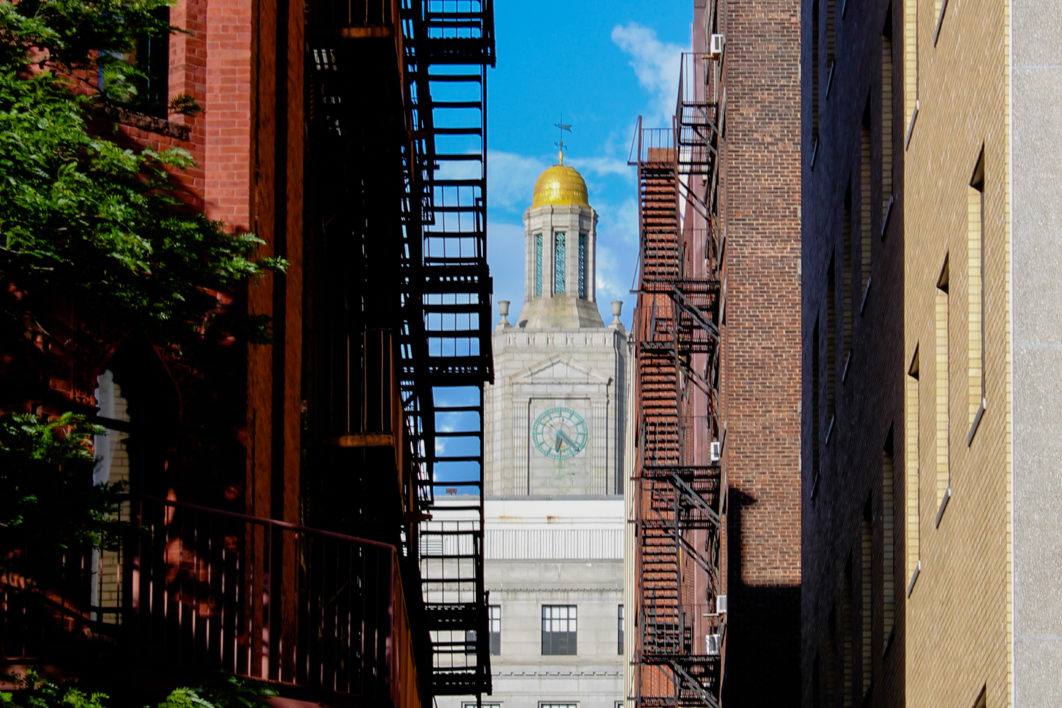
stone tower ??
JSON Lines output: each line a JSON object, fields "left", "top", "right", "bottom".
{"left": 484, "top": 155, "right": 629, "bottom": 497}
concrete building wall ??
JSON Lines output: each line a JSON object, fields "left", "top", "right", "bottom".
{"left": 439, "top": 499, "right": 625, "bottom": 708}
{"left": 1011, "top": 1, "right": 1062, "bottom": 703}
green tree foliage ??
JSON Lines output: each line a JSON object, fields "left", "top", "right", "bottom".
{"left": 0, "top": 412, "right": 124, "bottom": 582}
{"left": 0, "top": 0, "right": 285, "bottom": 347}
{"left": 0, "top": 670, "right": 278, "bottom": 708}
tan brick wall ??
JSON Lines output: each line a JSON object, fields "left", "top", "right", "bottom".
{"left": 803, "top": 0, "right": 1011, "bottom": 704}
{"left": 901, "top": 0, "right": 1010, "bottom": 704}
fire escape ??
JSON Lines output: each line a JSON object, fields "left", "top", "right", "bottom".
{"left": 305, "top": 0, "right": 495, "bottom": 701}
{"left": 629, "top": 48, "right": 725, "bottom": 708}
{"left": 401, "top": 0, "right": 495, "bottom": 698}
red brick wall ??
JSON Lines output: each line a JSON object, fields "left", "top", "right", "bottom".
{"left": 713, "top": 0, "right": 803, "bottom": 701}
{"left": 204, "top": 0, "right": 252, "bottom": 227}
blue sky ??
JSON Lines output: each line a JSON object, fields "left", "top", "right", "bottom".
{"left": 486, "top": 2, "right": 693, "bottom": 329}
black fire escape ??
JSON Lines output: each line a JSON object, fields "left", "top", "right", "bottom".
{"left": 305, "top": 0, "right": 495, "bottom": 701}
{"left": 630, "top": 47, "right": 726, "bottom": 708}
{"left": 402, "top": 0, "right": 495, "bottom": 698}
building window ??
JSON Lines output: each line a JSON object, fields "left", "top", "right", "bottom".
{"left": 881, "top": 22, "right": 894, "bottom": 234}
{"left": 906, "top": 352, "right": 921, "bottom": 594}
{"left": 99, "top": 8, "right": 171, "bottom": 119}
{"left": 843, "top": 185, "right": 853, "bottom": 356}
{"left": 554, "top": 232, "right": 566, "bottom": 294}
{"left": 827, "top": 255, "right": 837, "bottom": 433}
{"left": 812, "top": 318, "right": 821, "bottom": 495}
{"left": 904, "top": 0, "right": 919, "bottom": 142}
{"left": 968, "top": 150, "right": 985, "bottom": 439}
{"left": 540, "top": 704, "right": 577, "bottom": 708}
{"left": 535, "top": 233, "right": 543, "bottom": 296}
{"left": 841, "top": 559, "right": 853, "bottom": 707}
{"left": 578, "top": 233, "right": 587, "bottom": 298}
{"left": 860, "top": 503, "right": 872, "bottom": 698}
{"left": 464, "top": 703, "right": 501, "bottom": 708}
{"left": 812, "top": 0, "right": 821, "bottom": 152}
{"left": 541, "top": 605, "right": 577, "bottom": 655}
{"left": 617, "top": 604, "right": 624, "bottom": 655}
{"left": 860, "top": 104, "right": 872, "bottom": 302}
{"left": 826, "top": 0, "right": 837, "bottom": 94}
{"left": 489, "top": 604, "right": 501, "bottom": 655}
{"left": 134, "top": 9, "right": 170, "bottom": 118}
{"left": 935, "top": 261, "right": 950, "bottom": 520}
{"left": 882, "top": 430, "right": 896, "bottom": 647}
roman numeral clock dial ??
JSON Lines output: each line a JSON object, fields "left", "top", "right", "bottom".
{"left": 531, "top": 406, "right": 588, "bottom": 460}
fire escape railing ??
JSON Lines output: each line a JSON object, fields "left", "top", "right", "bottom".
{"left": 629, "top": 47, "right": 726, "bottom": 708}
{"left": 1, "top": 498, "right": 421, "bottom": 703}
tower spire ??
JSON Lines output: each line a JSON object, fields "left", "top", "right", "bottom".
{"left": 554, "top": 120, "right": 572, "bottom": 164}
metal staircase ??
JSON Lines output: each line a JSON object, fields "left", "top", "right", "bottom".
{"left": 305, "top": 0, "right": 495, "bottom": 701}
{"left": 630, "top": 106, "right": 725, "bottom": 708}
{"left": 401, "top": 0, "right": 495, "bottom": 698}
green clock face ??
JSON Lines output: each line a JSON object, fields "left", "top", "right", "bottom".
{"left": 532, "top": 406, "right": 588, "bottom": 459}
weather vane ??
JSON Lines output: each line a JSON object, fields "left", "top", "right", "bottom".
{"left": 554, "top": 120, "right": 572, "bottom": 164}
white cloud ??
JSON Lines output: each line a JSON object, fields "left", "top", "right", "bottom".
{"left": 595, "top": 243, "right": 638, "bottom": 328}
{"left": 596, "top": 196, "right": 639, "bottom": 247}
{"left": 566, "top": 155, "right": 632, "bottom": 179}
{"left": 488, "top": 151, "right": 549, "bottom": 213}
{"left": 610, "top": 22, "right": 684, "bottom": 131}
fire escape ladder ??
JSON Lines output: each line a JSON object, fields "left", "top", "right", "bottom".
{"left": 669, "top": 660, "right": 722, "bottom": 708}
{"left": 669, "top": 471, "right": 720, "bottom": 529}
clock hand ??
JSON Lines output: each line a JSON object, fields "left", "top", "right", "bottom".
{"left": 556, "top": 430, "right": 576, "bottom": 450}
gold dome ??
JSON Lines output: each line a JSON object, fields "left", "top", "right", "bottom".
{"left": 531, "top": 162, "right": 590, "bottom": 208}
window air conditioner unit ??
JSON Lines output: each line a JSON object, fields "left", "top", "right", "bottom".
{"left": 706, "top": 633, "right": 722, "bottom": 656}
{"left": 710, "top": 440, "right": 722, "bottom": 462}
{"left": 709, "top": 34, "right": 725, "bottom": 59}
{"left": 716, "top": 594, "right": 727, "bottom": 614}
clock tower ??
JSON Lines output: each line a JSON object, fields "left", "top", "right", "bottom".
{"left": 438, "top": 153, "right": 630, "bottom": 708}
{"left": 484, "top": 155, "right": 630, "bottom": 496}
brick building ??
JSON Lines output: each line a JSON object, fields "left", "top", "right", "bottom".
{"left": 626, "top": 0, "right": 802, "bottom": 706}
{"left": 0, "top": 1, "right": 497, "bottom": 706}
{"left": 802, "top": 0, "right": 1062, "bottom": 705}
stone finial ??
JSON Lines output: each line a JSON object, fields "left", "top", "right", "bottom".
{"left": 610, "top": 300, "right": 625, "bottom": 330}
{"left": 498, "top": 300, "right": 511, "bottom": 328}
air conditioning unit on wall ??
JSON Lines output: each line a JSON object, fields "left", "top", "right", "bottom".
{"left": 709, "top": 33, "right": 725, "bottom": 59}
{"left": 706, "top": 633, "right": 722, "bottom": 656}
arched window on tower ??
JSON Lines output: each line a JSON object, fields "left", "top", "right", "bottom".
{"left": 578, "top": 233, "right": 587, "bottom": 298}
{"left": 554, "top": 232, "right": 566, "bottom": 294}
{"left": 534, "top": 233, "right": 543, "bottom": 296}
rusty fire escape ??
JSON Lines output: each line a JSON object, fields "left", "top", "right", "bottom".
{"left": 305, "top": 0, "right": 495, "bottom": 700}
{"left": 630, "top": 49, "right": 725, "bottom": 708}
